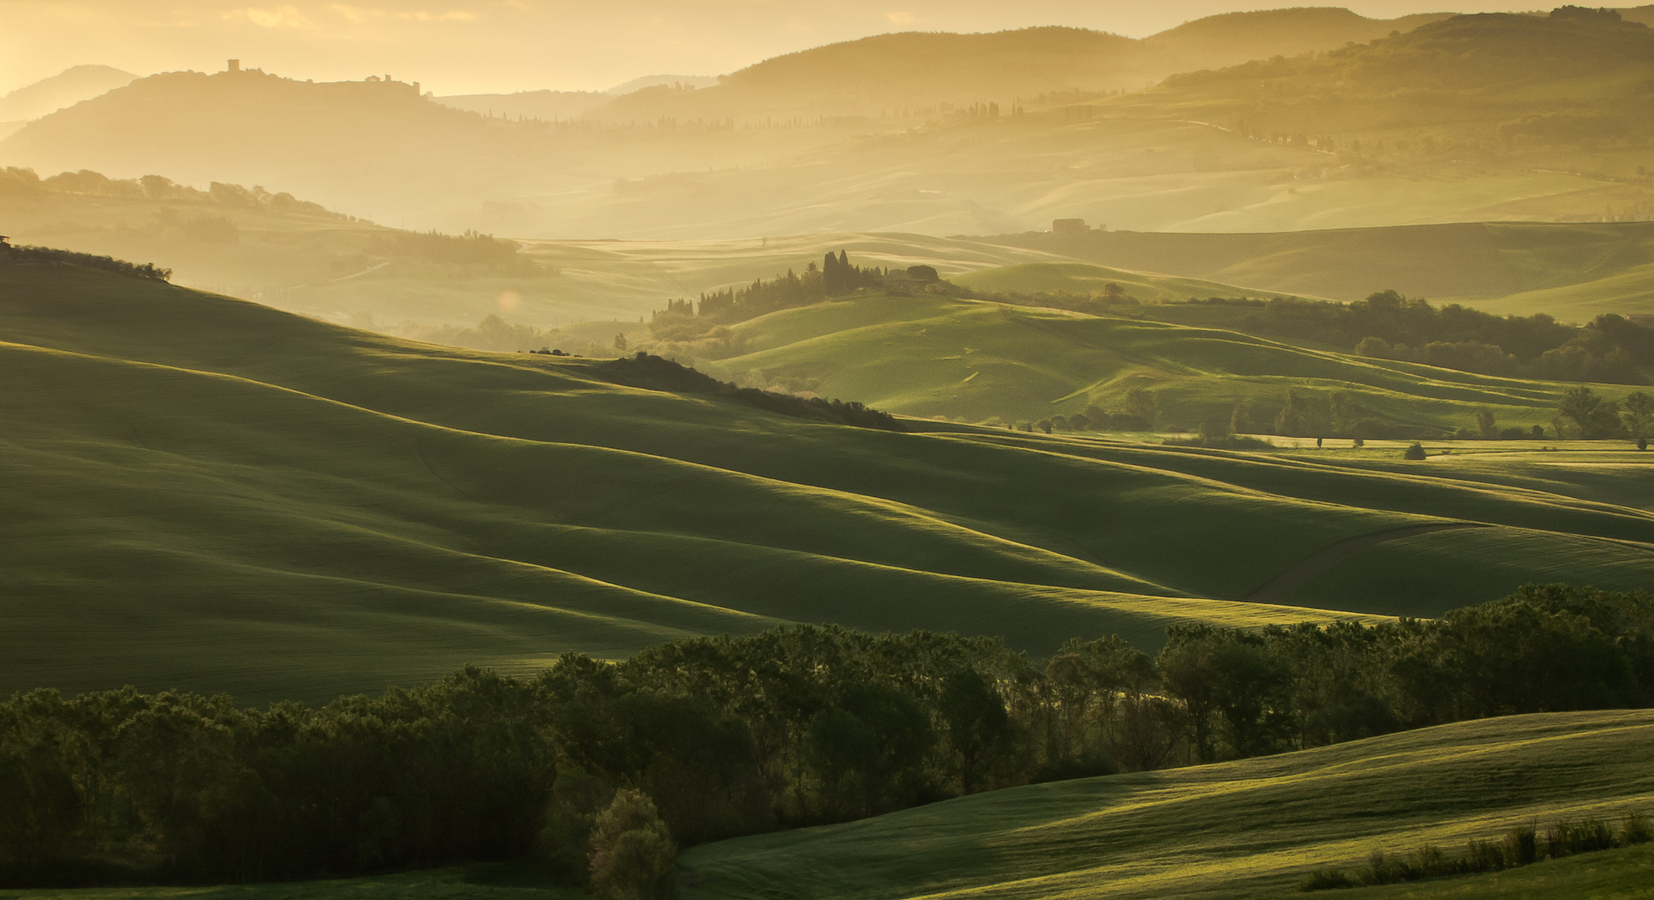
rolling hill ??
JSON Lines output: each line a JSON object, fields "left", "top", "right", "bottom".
{"left": 681, "top": 709, "right": 1654, "bottom": 900}
{"left": 585, "top": 9, "right": 1454, "bottom": 126}
{"left": 700, "top": 290, "right": 1637, "bottom": 428}
{"left": 974, "top": 222, "right": 1654, "bottom": 317}
{"left": 7, "top": 264, "right": 1654, "bottom": 703}
{"left": 0, "top": 64, "right": 134, "bottom": 128}
{"left": 1107, "top": 11, "right": 1654, "bottom": 175}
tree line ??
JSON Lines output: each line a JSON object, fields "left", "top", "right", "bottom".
{"left": 1023, "top": 384, "right": 1653, "bottom": 444}
{"left": 0, "top": 167, "right": 349, "bottom": 221}
{"left": 650, "top": 251, "right": 932, "bottom": 343}
{"left": 1239, "top": 290, "right": 1653, "bottom": 385}
{"left": 1, "top": 242, "right": 171, "bottom": 282}
{"left": 2, "top": 585, "right": 1648, "bottom": 894}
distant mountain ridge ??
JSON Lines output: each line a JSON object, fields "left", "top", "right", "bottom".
{"left": 585, "top": 8, "right": 1450, "bottom": 123}
{"left": 0, "top": 64, "right": 135, "bottom": 122}
{"left": 2, "top": 8, "right": 1641, "bottom": 238}
{"left": 1111, "top": 11, "right": 1654, "bottom": 148}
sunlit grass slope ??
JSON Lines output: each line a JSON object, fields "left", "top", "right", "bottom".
{"left": 7, "top": 266, "right": 1654, "bottom": 701}
{"left": 682, "top": 710, "right": 1654, "bottom": 900}
{"left": 0, "top": 266, "right": 1351, "bottom": 701}
{"left": 712, "top": 292, "right": 1625, "bottom": 429}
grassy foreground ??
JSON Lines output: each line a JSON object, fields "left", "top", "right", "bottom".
{"left": 6, "top": 265, "right": 1654, "bottom": 700}
{"left": 10, "top": 711, "right": 1651, "bottom": 900}
{"left": 680, "top": 709, "right": 1654, "bottom": 900}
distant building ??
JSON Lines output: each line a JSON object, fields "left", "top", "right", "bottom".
{"left": 1052, "top": 218, "right": 1089, "bottom": 234}
{"left": 227, "top": 59, "right": 240, "bottom": 73}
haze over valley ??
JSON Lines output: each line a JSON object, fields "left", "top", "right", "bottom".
{"left": 5, "top": 4, "right": 1654, "bottom": 899}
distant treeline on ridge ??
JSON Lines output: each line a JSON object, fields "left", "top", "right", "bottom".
{"left": 0, "top": 166, "right": 350, "bottom": 221}
{"left": 0, "top": 240, "right": 171, "bottom": 282}
{"left": 650, "top": 250, "right": 938, "bottom": 343}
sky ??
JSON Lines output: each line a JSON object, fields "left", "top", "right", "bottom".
{"left": 1, "top": 0, "right": 1533, "bottom": 97}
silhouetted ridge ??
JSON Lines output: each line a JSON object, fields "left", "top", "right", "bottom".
{"left": 0, "top": 240, "right": 170, "bottom": 281}
{"left": 595, "top": 352, "right": 905, "bottom": 432}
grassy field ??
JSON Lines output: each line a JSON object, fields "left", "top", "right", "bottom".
{"left": 6, "top": 265, "right": 1654, "bottom": 701}
{"left": 705, "top": 291, "right": 1627, "bottom": 429}
{"left": 679, "top": 709, "right": 1654, "bottom": 900}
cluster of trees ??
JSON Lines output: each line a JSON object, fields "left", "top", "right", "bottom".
{"left": 1459, "top": 387, "right": 1654, "bottom": 443}
{"left": 973, "top": 282, "right": 1141, "bottom": 316}
{"left": 650, "top": 252, "right": 904, "bottom": 343}
{"left": 1551, "top": 385, "right": 1654, "bottom": 440}
{"left": 0, "top": 167, "right": 347, "bottom": 220}
{"left": 1, "top": 242, "right": 171, "bottom": 282}
{"left": 367, "top": 230, "right": 528, "bottom": 268}
{"left": 595, "top": 352, "right": 906, "bottom": 432}
{"left": 1185, "top": 291, "right": 1653, "bottom": 385}
{"left": 1019, "top": 383, "right": 1654, "bottom": 445}
{"left": 1026, "top": 387, "right": 1160, "bottom": 434}
{"left": 4, "top": 585, "right": 1648, "bottom": 892}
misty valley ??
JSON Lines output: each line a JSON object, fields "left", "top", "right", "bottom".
{"left": 4, "top": 4, "right": 1654, "bottom": 900}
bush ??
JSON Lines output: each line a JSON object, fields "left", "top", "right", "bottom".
{"left": 1625, "top": 811, "right": 1651, "bottom": 845}
{"left": 1403, "top": 442, "right": 1427, "bottom": 460}
{"left": 588, "top": 790, "right": 678, "bottom": 900}
{"left": 1299, "top": 868, "right": 1353, "bottom": 891}
{"left": 1505, "top": 822, "right": 1539, "bottom": 865}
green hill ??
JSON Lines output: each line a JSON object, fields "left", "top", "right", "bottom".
{"left": 681, "top": 709, "right": 1654, "bottom": 900}
{"left": 705, "top": 291, "right": 1629, "bottom": 429}
{"left": 9, "top": 265, "right": 1654, "bottom": 702}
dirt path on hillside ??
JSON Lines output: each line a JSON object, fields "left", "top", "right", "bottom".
{"left": 1246, "top": 523, "right": 1488, "bottom": 604}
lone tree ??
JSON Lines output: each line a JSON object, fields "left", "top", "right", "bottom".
{"left": 1558, "top": 386, "right": 1623, "bottom": 439}
{"left": 1623, "top": 392, "right": 1654, "bottom": 441}
{"left": 1475, "top": 408, "right": 1498, "bottom": 440}
{"left": 1403, "top": 442, "right": 1427, "bottom": 460}
{"left": 1124, "top": 388, "right": 1159, "bottom": 429}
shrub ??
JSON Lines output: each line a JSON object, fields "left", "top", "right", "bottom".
{"left": 1403, "top": 442, "right": 1427, "bottom": 460}
{"left": 588, "top": 789, "right": 678, "bottom": 900}
{"left": 1505, "top": 822, "right": 1539, "bottom": 865}
{"left": 1412, "top": 844, "right": 1450, "bottom": 877}
{"left": 1624, "top": 811, "right": 1651, "bottom": 845}
{"left": 1465, "top": 839, "right": 1507, "bottom": 873}
{"left": 1299, "top": 868, "right": 1353, "bottom": 891}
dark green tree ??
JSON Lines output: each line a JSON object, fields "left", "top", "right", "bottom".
{"left": 1476, "top": 408, "right": 1498, "bottom": 440}
{"left": 1558, "top": 387, "right": 1623, "bottom": 439}
{"left": 1623, "top": 392, "right": 1654, "bottom": 440}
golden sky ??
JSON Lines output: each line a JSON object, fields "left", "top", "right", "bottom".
{"left": 1, "top": 0, "right": 1524, "bottom": 97}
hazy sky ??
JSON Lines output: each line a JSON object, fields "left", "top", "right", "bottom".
{"left": 2, "top": 0, "right": 1528, "bottom": 97}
